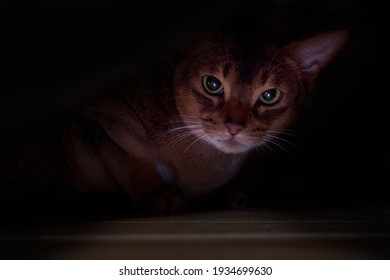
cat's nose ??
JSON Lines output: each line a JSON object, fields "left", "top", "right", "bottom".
{"left": 226, "top": 122, "right": 243, "bottom": 136}
{"left": 225, "top": 100, "right": 248, "bottom": 135}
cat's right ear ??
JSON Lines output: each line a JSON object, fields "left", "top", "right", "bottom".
{"left": 287, "top": 30, "right": 348, "bottom": 87}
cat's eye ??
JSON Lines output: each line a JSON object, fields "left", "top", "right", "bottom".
{"left": 257, "top": 88, "right": 283, "bottom": 105}
{"left": 202, "top": 76, "right": 224, "bottom": 96}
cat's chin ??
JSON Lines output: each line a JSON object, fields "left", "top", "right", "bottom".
{"left": 210, "top": 138, "right": 252, "bottom": 154}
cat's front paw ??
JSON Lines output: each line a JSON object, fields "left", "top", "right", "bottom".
{"left": 225, "top": 187, "right": 248, "bottom": 209}
{"left": 134, "top": 187, "right": 187, "bottom": 214}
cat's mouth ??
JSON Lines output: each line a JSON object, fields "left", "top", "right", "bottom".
{"left": 214, "top": 136, "right": 250, "bottom": 154}
{"left": 219, "top": 137, "right": 240, "bottom": 145}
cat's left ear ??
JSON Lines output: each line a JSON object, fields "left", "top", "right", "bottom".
{"left": 287, "top": 30, "right": 348, "bottom": 86}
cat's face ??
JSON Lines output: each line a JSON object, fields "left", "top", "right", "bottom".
{"left": 174, "top": 31, "right": 347, "bottom": 154}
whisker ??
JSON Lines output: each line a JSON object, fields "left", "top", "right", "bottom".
{"left": 166, "top": 130, "right": 199, "bottom": 147}
{"left": 167, "top": 120, "right": 201, "bottom": 124}
{"left": 268, "top": 129, "right": 301, "bottom": 138}
{"left": 183, "top": 134, "right": 209, "bottom": 154}
{"left": 264, "top": 49, "right": 282, "bottom": 73}
{"left": 254, "top": 143, "right": 268, "bottom": 156}
{"left": 170, "top": 114, "right": 200, "bottom": 120}
{"left": 263, "top": 135, "right": 293, "bottom": 156}
{"left": 154, "top": 119, "right": 202, "bottom": 131}
{"left": 267, "top": 59, "right": 302, "bottom": 75}
{"left": 153, "top": 125, "right": 203, "bottom": 139}
{"left": 258, "top": 141, "right": 276, "bottom": 156}
{"left": 166, "top": 119, "right": 202, "bottom": 123}
{"left": 267, "top": 134, "right": 302, "bottom": 152}
{"left": 266, "top": 130, "right": 303, "bottom": 153}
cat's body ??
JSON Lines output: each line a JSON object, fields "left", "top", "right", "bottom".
{"left": 0, "top": 28, "right": 347, "bottom": 212}
{"left": 63, "top": 63, "right": 248, "bottom": 211}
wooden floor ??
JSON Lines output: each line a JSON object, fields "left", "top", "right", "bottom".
{"left": 1, "top": 206, "right": 389, "bottom": 259}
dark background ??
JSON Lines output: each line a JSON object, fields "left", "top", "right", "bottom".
{"left": 0, "top": 0, "right": 387, "bottom": 214}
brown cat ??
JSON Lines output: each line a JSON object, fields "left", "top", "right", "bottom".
{"left": 0, "top": 28, "right": 347, "bottom": 213}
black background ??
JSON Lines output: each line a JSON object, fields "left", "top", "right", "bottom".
{"left": 0, "top": 0, "right": 387, "bottom": 214}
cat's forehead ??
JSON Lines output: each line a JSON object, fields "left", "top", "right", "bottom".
{"left": 192, "top": 38, "right": 282, "bottom": 83}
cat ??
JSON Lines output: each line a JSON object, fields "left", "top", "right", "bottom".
{"left": 0, "top": 27, "right": 347, "bottom": 213}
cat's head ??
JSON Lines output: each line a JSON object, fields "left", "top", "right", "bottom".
{"left": 174, "top": 30, "right": 347, "bottom": 154}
